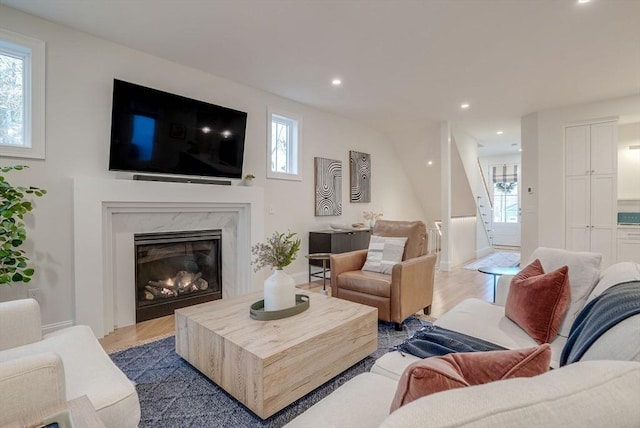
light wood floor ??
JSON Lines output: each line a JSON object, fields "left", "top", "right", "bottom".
{"left": 100, "top": 258, "right": 500, "bottom": 353}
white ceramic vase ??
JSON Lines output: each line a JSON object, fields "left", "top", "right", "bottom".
{"left": 263, "top": 269, "right": 296, "bottom": 311}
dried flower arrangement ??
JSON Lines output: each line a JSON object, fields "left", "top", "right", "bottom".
{"left": 251, "top": 231, "right": 301, "bottom": 271}
{"left": 362, "top": 211, "right": 383, "bottom": 223}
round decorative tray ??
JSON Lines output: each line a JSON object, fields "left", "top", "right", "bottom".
{"left": 250, "top": 294, "right": 310, "bottom": 321}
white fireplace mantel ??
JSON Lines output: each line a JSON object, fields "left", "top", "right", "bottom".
{"left": 73, "top": 177, "right": 264, "bottom": 338}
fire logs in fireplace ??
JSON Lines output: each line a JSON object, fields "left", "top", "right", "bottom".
{"left": 144, "top": 270, "right": 209, "bottom": 300}
{"left": 135, "top": 230, "right": 222, "bottom": 322}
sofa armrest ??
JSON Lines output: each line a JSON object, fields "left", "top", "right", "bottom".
{"left": 330, "top": 250, "right": 368, "bottom": 296}
{"left": 0, "top": 298, "right": 42, "bottom": 351}
{"left": 0, "top": 352, "right": 66, "bottom": 425}
{"left": 390, "top": 254, "right": 437, "bottom": 321}
{"left": 494, "top": 274, "right": 514, "bottom": 307}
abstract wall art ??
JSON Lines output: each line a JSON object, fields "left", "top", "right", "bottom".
{"left": 349, "top": 150, "right": 371, "bottom": 203}
{"left": 314, "top": 157, "right": 342, "bottom": 216}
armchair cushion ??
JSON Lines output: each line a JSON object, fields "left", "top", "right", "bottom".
{"left": 0, "top": 298, "right": 42, "bottom": 351}
{"left": 337, "top": 270, "right": 391, "bottom": 297}
{"left": 0, "top": 352, "right": 66, "bottom": 425}
{"left": 362, "top": 236, "right": 407, "bottom": 274}
{"left": 373, "top": 220, "right": 427, "bottom": 260}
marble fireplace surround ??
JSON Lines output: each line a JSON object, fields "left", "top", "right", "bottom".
{"left": 73, "top": 177, "right": 264, "bottom": 338}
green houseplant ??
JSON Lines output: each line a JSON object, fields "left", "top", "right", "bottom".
{"left": 0, "top": 165, "right": 46, "bottom": 284}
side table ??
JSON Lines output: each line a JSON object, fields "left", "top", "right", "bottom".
{"left": 306, "top": 253, "right": 331, "bottom": 295}
{"left": 478, "top": 266, "right": 521, "bottom": 302}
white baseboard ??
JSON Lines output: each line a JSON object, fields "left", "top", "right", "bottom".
{"left": 42, "top": 320, "right": 74, "bottom": 335}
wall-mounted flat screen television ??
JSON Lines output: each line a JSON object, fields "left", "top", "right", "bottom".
{"left": 109, "top": 79, "right": 247, "bottom": 179}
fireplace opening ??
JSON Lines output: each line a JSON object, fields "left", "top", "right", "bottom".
{"left": 135, "top": 229, "right": 222, "bottom": 322}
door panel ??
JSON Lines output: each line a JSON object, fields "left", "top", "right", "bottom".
{"left": 590, "top": 122, "right": 617, "bottom": 175}
{"left": 565, "top": 125, "right": 589, "bottom": 177}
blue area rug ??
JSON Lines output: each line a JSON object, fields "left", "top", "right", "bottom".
{"left": 110, "top": 317, "right": 426, "bottom": 427}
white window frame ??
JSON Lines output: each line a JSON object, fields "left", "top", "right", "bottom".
{"left": 267, "top": 107, "right": 302, "bottom": 181}
{"left": 0, "top": 29, "right": 45, "bottom": 159}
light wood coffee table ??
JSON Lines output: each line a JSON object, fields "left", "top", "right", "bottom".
{"left": 175, "top": 291, "right": 377, "bottom": 419}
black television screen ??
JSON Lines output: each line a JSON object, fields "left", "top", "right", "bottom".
{"left": 109, "top": 79, "right": 247, "bottom": 179}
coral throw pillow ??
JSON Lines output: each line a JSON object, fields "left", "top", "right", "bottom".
{"left": 505, "top": 259, "right": 571, "bottom": 344}
{"left": 390, "top": 344, "right": 551, "bottom": 412}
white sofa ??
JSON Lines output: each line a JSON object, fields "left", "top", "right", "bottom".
{"left": 286, "top": 251, "right": 640, "bottom": 428}
{"left": 0, "top": 299, "right": 140, "bottom": 427}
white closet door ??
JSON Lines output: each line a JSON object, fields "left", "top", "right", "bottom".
{"left": 590, "top": 174, "right": 617, "bottom": 266}
{"left": 590, "top": 122, "right": 617, "bottom": 175}
{"left": 566, "top": 175, "right": 590, "bottom": 252}
{"left": 565, "top": 125, "right": 590, "bottom": 177}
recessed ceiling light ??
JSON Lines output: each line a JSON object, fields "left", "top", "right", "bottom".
{"left": 331, "top": 78, "right": 342, "bottom": 86}
{"left": 460, "top": 103, "right": 470, "bottom": 109}
{"left": 497, "top": 130, "right": 504, "bottom": 135}
{"left": 427, "top": 160, "right": 433, "bottom": 166}
{"left": 519, "top": 148, "right": 523, "bottom": 152}
{"left": 577, "top": 0, "right": 590, "bottom": 4}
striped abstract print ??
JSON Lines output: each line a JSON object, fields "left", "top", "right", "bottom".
{"left": 315, "top": 157, "right": 342, "bottom": 216}
{"left": 349, "top": 150, "right": 371, "bottom": 202}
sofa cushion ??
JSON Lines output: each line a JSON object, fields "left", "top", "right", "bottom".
{"left": 0, "top": 325, "right": 140, "bottom": 428}
{"left": 381, "top": 360, "right": 640, "bottom": 428}
{"left": 390, "top": 345, "right": 550, "bottom": 412}
{"left": 362, "top": 235, "right": 407, "bottom": 274}
{"left": 433, "top": 298, "right": 567, "bottom": 368}
{"left": 505, "top": 259, "right": 571, "bottom": 344}
{"left": 283, "top": 372, "right": 398, "bottom": 428}
{"left": 587, "top": 261, "right": 640, "bottom": 304}
{"left": 529, "top": 247, "right": 601, "bottom": 337}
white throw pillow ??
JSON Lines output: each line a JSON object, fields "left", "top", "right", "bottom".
{"left": 528, "top": 247, "right": 602, "bottom": 338}
{"left": 362, "top": 236, "right": 408, "bottom": 275}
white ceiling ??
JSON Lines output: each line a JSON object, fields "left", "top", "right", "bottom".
{"left": 3, "top": 0, "right": 640, "bottom": 156}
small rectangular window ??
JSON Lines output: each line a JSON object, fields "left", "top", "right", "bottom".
{"left": 267, "top": 108, "right": 301, "bottom": 180}
{"left": 0, "top": 30, "right": 45, "bottom": 159}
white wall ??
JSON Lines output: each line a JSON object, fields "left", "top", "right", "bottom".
{"left": 0, "top": 6, "right": 425, "bottom": 327}
{"left": 521, "top": 113, "right": 539, "bottom": 262}
{"left": 450, "top": 136, "right": 476, "bottom": 217}
{"left": 618, "top": 122, "right": 640, "bottom": 200}
{"left": 393, "top": 124, "right": 442, "bottom": 226}
{"left": 521, "top": 95, "right": 640, "bottom": 261}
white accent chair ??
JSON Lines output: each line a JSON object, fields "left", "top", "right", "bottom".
{"left": 0, "top": 299, "right": 140, "bottom": 427}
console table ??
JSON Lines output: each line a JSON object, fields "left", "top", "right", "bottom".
{"left": 308, "top": 229, "right": 372, "bottom": 283}
{"left": 309, "top": 229, "right": 372, "bottom": 261}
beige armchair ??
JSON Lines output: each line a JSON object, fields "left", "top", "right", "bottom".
{"left": 0, "top": 299, "right": 140, "bottom": 427}
{"left": 330, "top": 220, "right": 437, "bottom": 330}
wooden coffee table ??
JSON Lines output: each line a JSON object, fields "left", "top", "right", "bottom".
{"left": 175, "top": 291, "right": 377, "bottom": 419}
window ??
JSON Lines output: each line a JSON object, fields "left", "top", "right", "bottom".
{"left": 267, "top": 108, "right": 301, "bottom": 180}
{"left": 492, "top": 164, "right": 519, "bottom": 224}
{"left": 0, "top": 29, "right": 45, "bottom": 159}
